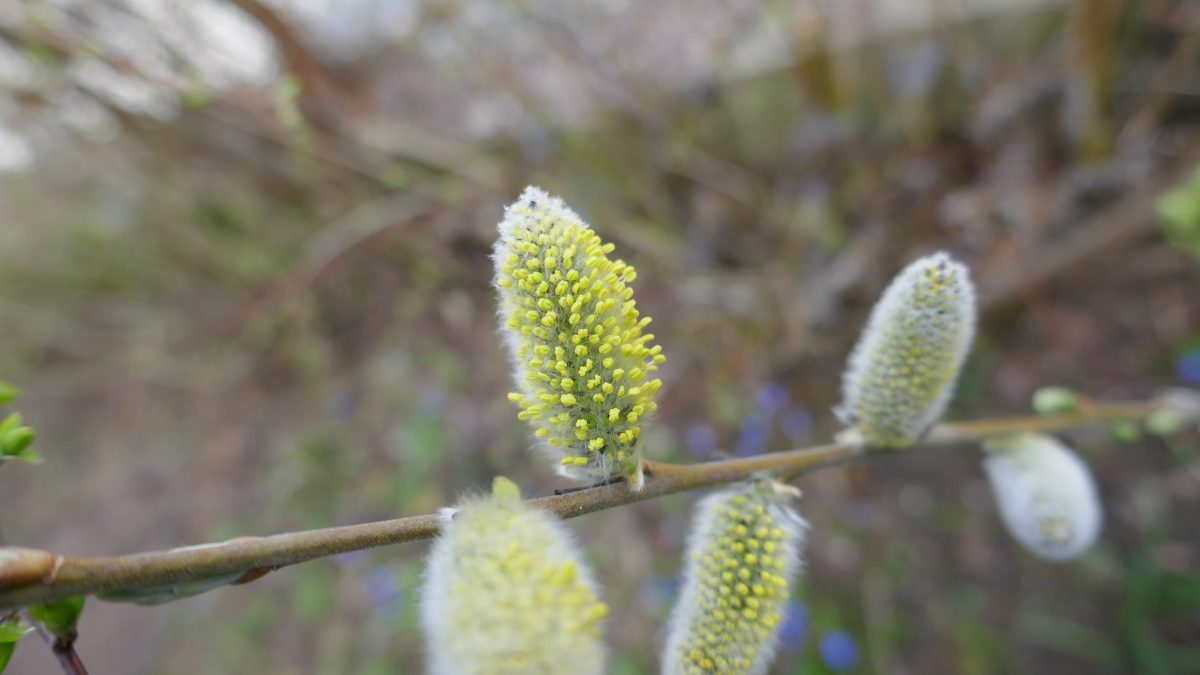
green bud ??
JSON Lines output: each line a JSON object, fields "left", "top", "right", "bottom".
{"left": 1144, "top": 410, "right": 1184, "bottom": 437}
{"left": 29, "top": 597, "right": 85, "bottom": 640}
{"left": 0, "top": 416, "right": 39, "bottom": 464}
{"left": 1108, "top": 421, "right": 1142, "bottom": 443}
{"left": 1031, "top": 387, "right": 1079, "bottom": 415}
{"left": 1, "top": 427, "right": 35, "bottom": 456}
{"left": 0, "top": 382, "right": 19, "bottom": 406}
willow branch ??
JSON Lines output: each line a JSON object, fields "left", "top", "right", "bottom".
{"left": 0, "top": 391, "right": 1191, "bottom": 611}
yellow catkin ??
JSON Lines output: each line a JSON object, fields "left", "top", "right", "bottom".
{"left": 421, "top": 477, "right": 608, "bottom": 675}
{"left": 494, "top": 186, "right": 665, "bottom": 487}
{"left": 838, "top": 252, "right": 976, "bottom": 448}
{"left": 662, "top": 480, "right": 807, "bottom": 675}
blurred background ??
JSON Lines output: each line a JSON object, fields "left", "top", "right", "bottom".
{"left": 1, "top": 0, "right": 1199, "bottom": 673}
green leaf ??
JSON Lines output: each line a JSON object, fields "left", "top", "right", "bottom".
{"left": 8, "top": 447, "right": 43, "bottom": 465}
{"left": 1, "top": 427, "right": 35, "bottom": 456}
{"left": 0, "top": 615, "right": 32, "bottom": 672}
{"left": 29, "top": 596, "right": 85, "bottom": 639}
{"left": 0, "top": 620, "right": 32, "bottom": 643}
{"left": 0, "top": 382, "right": 18, "bottom": 406}
{"left": 0, "top": 414, "right": 20, "bottom": 436}
{"left": 1032, "top": 387, "right": 1079, "bottom": 415}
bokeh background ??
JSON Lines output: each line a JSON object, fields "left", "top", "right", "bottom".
{"left": 2, "top": 0, "right": 1200, "bottom": 673}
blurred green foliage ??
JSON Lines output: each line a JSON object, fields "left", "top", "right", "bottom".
{"left": 0, "top": 383, "right": 38, "bottom": 465}
{"left": 0, "top": 617, "right": 34, "bottom": 673}
{"left": 1158, "top": 167, "right": 1200, "bottom": 262}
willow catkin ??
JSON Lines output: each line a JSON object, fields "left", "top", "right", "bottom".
{"left": 421, "top": 477, "right": 608, "bottom": 675}
{"left": 838, "top": 252, "right": 976, "bottom": 448}
{"left": 662, "top": 480, "right": 807, "bottom": 675}
{"left": 494, "top": 186, "right": 665, "bottom": 487}
{"left": 983, "top": 433, "right": 1102, "bottom": 561}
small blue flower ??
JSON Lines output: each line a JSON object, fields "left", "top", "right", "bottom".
{"left": 781, "top": 406, "right": 814, "bottom": 444}
{"left": 819, "top": 630, "right": 859, "bottom": 672}
{"left": 685, "top": 423, "right": 719, "bottom": 459}
{"left": 639, "top": 573, "right": 677, "bottom": 610}
{"left": 421, "top": 386, "right": 448, "bottom": 415}
{"left": 364, "top": 566, "right": 402, "bottom": 620}
{"left": 735, "top": 413, "right": 771, "bottom": 456}
{"left": 334, "top": 549, "right": 369, "bottom": 569}
{"left": 756, "top": 383, "right": 790, "bottom": 415}
{"left": 779, "top": 601, "right": 809, "bottom": 649}
{"left": 1176, "top": 348, "right": 1200, "bottom": 386}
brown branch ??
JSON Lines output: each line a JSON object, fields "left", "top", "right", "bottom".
{"left": 0, "top": 391, "right": 1190, "bottom": 611}
{"left": 978, "top": 143, "right": 1200, "bottom": 314}
{"left": 224, "top": 0, "right": 338, "bottom": 106}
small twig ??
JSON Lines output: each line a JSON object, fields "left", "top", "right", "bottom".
{"left": 978, "top": 144, "right": 1200, "bottom": 314}
{"left": 51, "top": 640, "right": 89, "bottom": 675}
{"left": 27, "top": 611, "right": 89, "bottom": 675}
{"left": 0, "top": 392, "right": 1189, "bottom": 611}
{"left": 224, "top": 0, "right": 339, "bottom": 110}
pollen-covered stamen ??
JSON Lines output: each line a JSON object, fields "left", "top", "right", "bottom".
{"left": 662, "top": 480, "right": 807, "bottom": 675}
{"left": 982, "top": 433, "right": 1102, "bottom": 562}
{"left": 421, "top": 477, "right": 608, "bottom": 675}
{"left": 838, "top": 252, "right": 976, "bottom": 448}
{"left": 495, "top": 186, "right": 665, "bottom": 486}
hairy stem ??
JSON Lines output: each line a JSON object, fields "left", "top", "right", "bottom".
{"left": 0, "top": 393, "right": 1186, "bottom": 611}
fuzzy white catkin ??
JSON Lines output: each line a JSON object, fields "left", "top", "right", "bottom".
{"left": 839, "top": 252, "right": 976, "bottom": 448}
{"left": 420, "top": 477, "right": 608, "bottom": 675}
{"left": 662, "top": 480, "right": 807, "bottom": 675}
{"left": 983, "top": 433, "right": 1102, "bottom": 561}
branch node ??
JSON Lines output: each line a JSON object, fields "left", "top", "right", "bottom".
{"left": 45, "top": 555, "right": 65, "bottom": 585}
